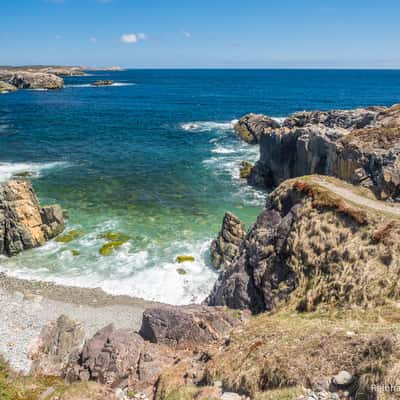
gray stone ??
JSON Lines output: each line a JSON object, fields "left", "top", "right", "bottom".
{"left": 332, "top": 370, "right": 354, "bottom": 386}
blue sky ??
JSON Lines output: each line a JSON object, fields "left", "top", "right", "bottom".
{"left": 1, "top": 0, "right": 400, "bottom": 68}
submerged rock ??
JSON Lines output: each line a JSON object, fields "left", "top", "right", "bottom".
{"left": 0, "top": 180, "right": 65, "bottom": 256}
{"left": 176, "top": 255, "right": 195, "bottom": 263}
{"left": 210, "top": 212, "right": 246, "bottom": 270}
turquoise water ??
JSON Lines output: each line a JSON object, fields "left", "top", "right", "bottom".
{"left": 1, "top": 69, "right": 400, "bottom": 304}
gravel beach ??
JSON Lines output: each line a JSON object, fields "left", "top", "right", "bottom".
{"left": 0, "top": 273, "right": 154, "bottom": 373}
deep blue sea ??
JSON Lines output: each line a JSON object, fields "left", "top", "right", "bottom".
{"left": 1, "top": 69, "right": 400, "bottom": 304}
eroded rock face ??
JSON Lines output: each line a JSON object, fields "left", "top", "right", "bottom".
{"left": 0, "top": 70, "right": 64, "bottom": 89}
{"left": 210, "top": 212, "right": 246, "bottom": 270}
{"left": 207, "top": 177, "right": 400, "bottom": 312}
{"left": 139, "top": 305, "right": 247, "bottom": 347}
{"left": 234, "top": 114, "right": 280, "bottom": 144}
{"left": 0, "top": 81, "right": 17, "bottom": 93}
{"left": 0, "top": 180, "right": 65, "bottom": 256}
{"left": 29, "top": 315, "right": 85, "bottom": 376}
{"left": 245, "top": 104, "right": 400, "bottom": 200}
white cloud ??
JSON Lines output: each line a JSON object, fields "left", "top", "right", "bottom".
{"left": 121, "top": 33, "right": 138, "bottom": 44}
{"left": 182, "top": 30, "right": 192, "bottom": 38}
{"left": 90, "top": 37, "right": 97, "bottom": 43}
{"left": 120, "top": 32, "right": 147, "bottom": 44}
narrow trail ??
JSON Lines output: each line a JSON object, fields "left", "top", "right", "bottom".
{"left": 313, "top": 178, "right": 400, "bottom": 216}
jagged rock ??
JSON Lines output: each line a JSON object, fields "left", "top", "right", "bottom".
{"left": 0, "top": 81, "right": 17, "bottom": 93}
{"left": 332, "top": 370, "right": 354, "bottom": 387}
{"left": 210, "top": 212, "right": 246, "bottom": 270}
{"left": 65, "top": 324, "right": 177, "bottom": 398}
{"left": 239, "top": 160, "right": 253, "bottom": 179}
{"left": 234, "top": 114, "right": 280, "bottom": 144}
{"left": 91, "top": 80, "right": 114, "bottom": 86}
{"left": 207, "top": 177, "right": 400, "bottom": 312}
{"left": 5, "top": 71, "right": 64, "bottom": 89}
{"left": 247, "top": 104, "right": 400, "bottom": 200}
{"left": 139, "top": 305, "right": 247, "bottom": 347}
{"left": 29, "top": 315, "right": 85, "bottom": 376}
{"left": 0, "top": 180, "right": 65, "bottom": 256}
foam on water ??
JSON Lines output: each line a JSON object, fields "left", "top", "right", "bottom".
{"left": 181, "top": 120, "right": 238, "bottom": 132}
{"left": 0, "top": 161, "right": 69, "bottom": 182}
{"left": 0, "top": 221, "right": 217, "bottom": 305}
{"left": 65, "top": 82, "right": 135, "bottom": 88}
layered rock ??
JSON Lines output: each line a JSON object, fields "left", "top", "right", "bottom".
{"left": 0, "top": 70, "right": 64, "bottom": 89}
{"left": 0, "top": 180, "right": 65, "bottom": 256}
{"left": 244, "top": 105, "right": 400, "bottom": 200}
{"left": 207, "top": 176, "right": 400, "bottom": 313}
{"left": 29, "top": 315, "right": 85, "bottom": 376}
{"left": 139, "top": 304, "right": 247, "bottom": 347}
{"left": 210, "top": 212, "right": 246, "bottom": 270}
{"left": 0, "top": 81, "right": 17, "bottom": 93}
{"left": 233, "top": 113, "right": 280, "bottom": 144}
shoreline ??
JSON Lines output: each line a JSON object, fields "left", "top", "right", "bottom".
{"left": 0, "top": 272, "right": 157, "bottom": 373}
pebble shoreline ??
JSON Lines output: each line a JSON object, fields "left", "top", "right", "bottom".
{"left": 0, "top": 273, "right": 153, "bottom": 373}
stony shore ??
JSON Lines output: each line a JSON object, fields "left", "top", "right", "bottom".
{"left": 0, "top": 273, "right": 153, "bottom": 373}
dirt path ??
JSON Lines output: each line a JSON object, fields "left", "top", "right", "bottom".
{"left": 313, "top": 177, "right": 400, "bottom": 216}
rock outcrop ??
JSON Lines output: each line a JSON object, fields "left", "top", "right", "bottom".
{"left": 0, "top": 180, "right": 65, "bottom": 256}
{"left": 91, "top": 80, "right": 114, "bottom": 86}
{"left": 239, "top": 105, "right": 400, "bottom": 201}
{"left": 139, "top": 304, "right": 247, "bottom": 347}
{"left": 233, "top": 113, "right": 280, "bottom": 144}
{"left": 210, "top": 212, "right": 246, "bottom": 270}
{"left": 29, "top": 315, "right": 85, "bottom": 376}
{"left": 207, "top": 176, "right": 400, "bottom": 313}
{"left": 0, "top": 70, "right": 64, "bottom": 90}
{"left": 0, "top": 81, "right": 17, "bottom": 93}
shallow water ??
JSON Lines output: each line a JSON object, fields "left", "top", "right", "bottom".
{"left": 1, "top": 69, "right": 400, "bottom": 304}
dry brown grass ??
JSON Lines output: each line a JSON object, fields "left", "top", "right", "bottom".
{"left": 203, "top": 308, "right": 400, "bottom": 399}
{"left": 293, "top": 180, "right": 368, "bottom": 224}
{"left": 342, "top": 126, "right": 400, "bottom": 150}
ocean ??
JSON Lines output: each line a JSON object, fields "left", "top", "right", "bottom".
{"left": 1, "top": 69, "right": 400, "bottom": 304}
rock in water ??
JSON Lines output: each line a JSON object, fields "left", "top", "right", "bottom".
{"left": 139, "top": 304, "right": 247, "bottom": 347}
{"left": 8, "top": 71, "right": 64, "bottom": 89}
{"left": 0, "top": 81, "right": 17, "bottom": 93}
{"left": 239, "top": 160, "right": 253, "bottom": 179}
{"left": 244, "top": 104, "right": 400, "bottom": 200}
{"left": 91, "top": 80, "right": 114, "bottom": 86}
{"left": 210, "top": 212, "right": 246, "bottom": 270}
{"left": 29, "top": 315, "right": 85, "bottom": 376}
{"left": 234, "top": 114, "right": 281, "bottom": 144}
{"left": 0, "top": 180, "right": 65, "bottom": 256}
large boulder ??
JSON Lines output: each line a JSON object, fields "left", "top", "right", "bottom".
{"left": 139, "top": 304, "right": 247, "bottom": 347}
{"left": 29, "top": 315, "right": 85, "bottom": 376}
{"left": 247, "top": 104, "right": 400, "bottom": 200}
{"left": 210, "top": 212, "right": 246, "bottom": 270}
{"left": 234, "top": 114, "right": 280, "bottom": 144}
{"left": 0, "top": 180, "right": 65, "bottom": 256}
{"left": 7, "top": 71, "right": 63, "bottom": 89}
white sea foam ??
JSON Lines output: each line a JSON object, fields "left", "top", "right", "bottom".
{"left": 0, "top": 161, "right": 69, "bottom": 182}
{"left": 0, "top": 228, "right": 217, "bottom": 305}
{"left": 65, "top": 82, "right": 135, "bottom": 88}
{"left": 272, "top": 117, "right": 286, "bottom": 124}
{"left": 181, "top": 120, "right": 238, "bottom": 133}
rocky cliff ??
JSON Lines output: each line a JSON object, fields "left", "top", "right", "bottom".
{"left": 236, "top": 104, "right": 400, "bottom": 201}
{"left": 207, "top": 175, "right": 400, "bottom": 313}
{"left": 0, "top": 180, "right": 65, "bottom": 256}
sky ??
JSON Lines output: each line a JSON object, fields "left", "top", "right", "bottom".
{"left": 1, "top": 0, "right": 400, "bottom": 68}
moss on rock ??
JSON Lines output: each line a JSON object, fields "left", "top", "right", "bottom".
{"left": 176, "top": 255, "right": 195, "bottom": 263}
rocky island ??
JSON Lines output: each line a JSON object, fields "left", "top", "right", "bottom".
{"left": 1, "top": 104, "right": 400, "bottom": 400}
